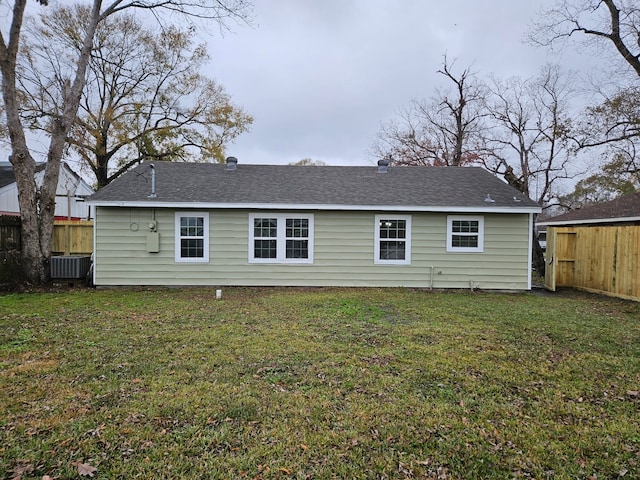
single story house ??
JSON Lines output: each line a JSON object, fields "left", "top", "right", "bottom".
{"left": 537, "top": 192, "right": 640, "bottom": 300}
{"left": 85, "top": 159, "right": 541, "bottom": 289}
{"left": 0, "top": 161, "right": 94, "bottom": 220}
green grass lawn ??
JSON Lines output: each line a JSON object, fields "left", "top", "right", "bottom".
{"left": 1, "top": 287, "right": 639, "bottom": 479}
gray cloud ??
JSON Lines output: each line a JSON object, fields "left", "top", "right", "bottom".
{"left": 208, "top": 0, "right": 588, "bottom": 166}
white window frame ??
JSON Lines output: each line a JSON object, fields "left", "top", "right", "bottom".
{"left": 248, "top": 213, "right": 314, "bottom": 264}
{"left": 446, "top": 215, "right": 484, "bottom": 253}
{"left": 175, "top": 212, "right": 209, "bottom": 263}
{"left": 374, "top": 214, "right": 411, "bottom": 265}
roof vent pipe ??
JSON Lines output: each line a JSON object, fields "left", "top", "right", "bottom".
{"left": 226, "top": 156, "right": 238, "bottom": 171}
{"left": 148, "top": 163, "right": 157, "bottom": 198}
{"left": 377, "top": 158, "right": 389, "bottom": 173}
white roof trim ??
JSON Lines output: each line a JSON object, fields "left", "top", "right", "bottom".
{"left": 86, "top": 200, "right": 541, "bottom": 214}
{"left": 538, "top": 216, "right": 640, "bottom": 226}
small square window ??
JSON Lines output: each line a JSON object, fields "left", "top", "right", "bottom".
{"left": 447, "top": 216, "right": 484, "bottom": 253}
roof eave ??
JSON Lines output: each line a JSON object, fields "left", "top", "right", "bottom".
{"left": 86, "top": 200, "right": 541, "bottom": 214}
{"left": 537, "top": 215, "right": 640, "bottom": 226}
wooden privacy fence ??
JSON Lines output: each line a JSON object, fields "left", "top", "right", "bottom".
{"left": 0, "top": 218, "right": 93, "bottom": 255}
{"left": 52, "top": 220, "right": 93, "bottom": 255}
{"left": 545, "top": 225, "right": 640, "bottom": 301}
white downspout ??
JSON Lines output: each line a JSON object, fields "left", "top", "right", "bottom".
{"left": 527, "top": 213, "right": 534, "bottom": 290}
{"left": 92, "top": 211, "right": 97, "bottom": 286}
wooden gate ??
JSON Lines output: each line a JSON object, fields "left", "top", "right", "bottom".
{"left": 544, "top": 227, "right": 577, "bottom": 292}
{"left": 545, "top": 225, "right": 640, "bottom": 301}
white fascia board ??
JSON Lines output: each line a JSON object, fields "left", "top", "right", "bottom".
{"left": 87, "top": 200, "right": 541, "bottom": 214}
{"left": 538, "top": 216, "right": 640, "bottom": 227}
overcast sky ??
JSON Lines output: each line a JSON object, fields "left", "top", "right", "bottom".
{"left": 0, "top": 0, "right": 601, "bottom": 172}
{"left": 206, "top": 0, "right": 590, "bottom": 167}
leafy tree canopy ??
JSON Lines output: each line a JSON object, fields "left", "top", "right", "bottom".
{"left": 17, "top": 5, "right": 253, "bottom": 189}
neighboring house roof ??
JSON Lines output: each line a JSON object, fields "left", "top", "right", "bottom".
{"left": 0, "top": 165, "right": 16, "bottom": 190}
{"left": 538, "top": 192, "right": 640, "bottom": 226}
{"left": 0, "top": 161, "right": 94, "bottom": 219}
{"left": 86, "top": 161, "right": 540, "bottom": 213}
{"left": 0, "top": 161, "right": 90, "bottom": 192}
{"left": 0, "top": 162, "right": 46, "bottom": 189}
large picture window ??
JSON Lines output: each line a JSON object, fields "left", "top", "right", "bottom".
{"left": 249, "top": 214, "right": 313, "bottom": 263}
{"left": 375, "top": 215, "right": 411, "bottom": 265}
{"left": 175, "top": 212, "right": 209, "bottom": 262}
{"left": 447, "top": 215, "right": 484, "bottom": 252}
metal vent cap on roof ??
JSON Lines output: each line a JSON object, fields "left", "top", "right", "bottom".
{"left": 377, "top": 158, "right": 389, "bottom": 173}
{"left": 226, "top": 156, "right": 238, "bottom": 170}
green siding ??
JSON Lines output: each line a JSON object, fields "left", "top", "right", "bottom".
{"left": 94, "top": 207, "right": 532, "bottom": 289}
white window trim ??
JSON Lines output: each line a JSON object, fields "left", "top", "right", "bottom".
{"left": 248, "top": 213, "right": 314, "bottom": 264}
{"left": 374, "top": 214, "right": 412, "bottom": 265}
{"left": 446, "top": 215, "right": 484, "bottom": 253}
{"left": 174, "top": 211, "right": 210, "bottom": 263}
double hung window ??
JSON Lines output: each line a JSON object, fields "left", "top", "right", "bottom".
{"left": 374, "top": 215, "right": 411, "bottom": 264}
{"left": 175, "top": 212, "right": 209, "bottom": 262}
{"left": 249, "top": 214, "right": 313, "bottom": 263}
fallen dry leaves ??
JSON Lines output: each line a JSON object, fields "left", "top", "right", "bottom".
{"left": 73, "top": 460, "right": 98, "bottom": 477}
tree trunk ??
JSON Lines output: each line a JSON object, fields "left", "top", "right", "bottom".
{"left": 11, "top": 152, "right": 50, "bottom": 283}
{"left": 1, "top": 0, "right": 48, "bottom": 283}
{"left": 1, "top": 0, "right": 102, "bottom": 284}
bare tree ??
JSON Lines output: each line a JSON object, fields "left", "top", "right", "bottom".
{"left": 373, "top": 57, "right": 488, "bottom": 166}
{"left": 483, "top": 65, "right": 578, "bottom": 275}
{"left": 484, "top": 65, "right": 577, "bottom": 207}
{"left": 529, "top": 0, "right": 640, "bottom": 77}
{"left": 0, "top": 0, "right": 251, "bottom": 284}
{"left": 529, "top": 0, "right": 640, "bottom": 189}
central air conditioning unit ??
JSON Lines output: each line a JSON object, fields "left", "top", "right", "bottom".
{"left": 50, "top": 255, "right": 92, "bottom": 279}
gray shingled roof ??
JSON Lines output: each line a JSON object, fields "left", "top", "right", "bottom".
{"left": 0, "top": 165, "right": 17, "bottom": 189}
{"left": 0, "top": 162, "right": 44, "bottom": 189}
{"left": 86, "top": 162, "right": 540, "bottom": 211}
{"left": 538, "top": 192, "right": 640, "bottom": 226}
{"left": 0, "top": 163, "right": 51, "bottom": 189}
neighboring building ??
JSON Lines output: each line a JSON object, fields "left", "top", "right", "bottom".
{"left": 85, "top": 159, "right": 541, "bottom": 289}
{"left": 537, "top": 192, "right": 640, "bottom": 300}
{"left": 0, "top": 161, "right": 94, "bottom": 220}
{"left": 537, "top": 192, "right": 640, "bottom": 227}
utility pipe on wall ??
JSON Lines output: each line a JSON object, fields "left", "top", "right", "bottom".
{"left": 426, "top": 265, "right": 435, "bottom": 290}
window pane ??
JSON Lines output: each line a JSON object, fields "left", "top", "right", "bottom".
{"left": 452, "top": 220, "right": 478, "bottom": 233}
{"left": 254, "top": 218, "right": 277, "bottom": 238}
{"left": 181, "top": 238, "right": 204, "bottom": 258}
{"left": 286, "top": 218, "right": 309, "bottom": 238}
{"left": 380, "top": 241, "right": 405, "bottom": 260}
{"left": 452, "top": 235, "right": 478, "bottom": 248}
{"left": 380, "top": 219, "right": 406, "bottom": 240}
{"left": 286, "top": 239, "right": 308, "bottom": 259}
{"left": 254, "top": 239, "right": 277, "bottom": 258}
{"left": 180, "top": 216, "right": 204, "bottom": 237}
